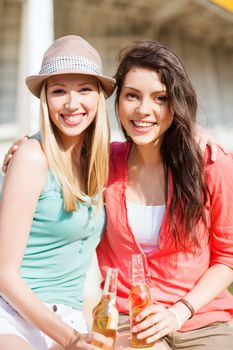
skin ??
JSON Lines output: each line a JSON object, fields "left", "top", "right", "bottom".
{"left": 118, "top": 67, "right": 173, "bottom": 207}
{"left": 46, "top": 74, "right": 99, "bottom": 151}
{"left": 0, "top": 74, "right": 111, "bottom": 350}
{"left": 117, "top": 67, "right": 233, "bottom": 345}
{"left": 0, "top": 71, "right": 230, "bottom": 349}
{"left": 118, "top": 67, "right": 173, "bottom": 149}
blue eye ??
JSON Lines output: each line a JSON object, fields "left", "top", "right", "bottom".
{"left": 80, "top": 87, "right": 92, "bottom": 93}
{"left": 53, "top": 89, "right": 65, "bottom": 94}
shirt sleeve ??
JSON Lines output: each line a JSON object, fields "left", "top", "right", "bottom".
{"left": 207, "top": 148, "right": 233, "bottom": 269}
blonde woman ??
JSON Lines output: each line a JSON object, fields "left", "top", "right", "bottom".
{"left": 0, "top": 35, "right": 115, "bottom": 350}
{"left": 1, "top": 37, "right": 224, "bottom": 350}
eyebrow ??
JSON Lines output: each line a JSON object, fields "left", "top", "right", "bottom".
{"left": 123, "top": 86, "right": 141, "bottom": 92}
{"left": 48, "top": 81, "right": 96, "bottom": 87}
{"left": 123, "top": 86, "right": 167, "bottom": 94}
{"left": 47, "top": 82, "right": 66, "bottom": 87}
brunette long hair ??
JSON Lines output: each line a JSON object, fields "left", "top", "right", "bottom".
{"left": 115, "top": 40, "right": 210, "bottom": 248}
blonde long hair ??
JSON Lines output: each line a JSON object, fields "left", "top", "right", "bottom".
{"left": 39, "top": 82, "right": 110, "bottom": 212}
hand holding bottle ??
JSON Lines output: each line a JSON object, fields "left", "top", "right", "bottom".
{"left": 129, "top": 254, "right": 155, "bottom": 348}
{"left": 65, "top": 330, "right": 113, "bottom": 350}
{"left": 131, "top": 302, "right": 191, "bottom": 344}
{"left": 91, "top": 268, "right": 119, "bottom": 350}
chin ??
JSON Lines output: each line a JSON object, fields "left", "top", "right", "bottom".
{"left": 130, "top": 136, "right": 156, "bottom": 146}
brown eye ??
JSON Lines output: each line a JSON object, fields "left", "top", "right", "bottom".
{"left": 157, "top": 95, "right": 167, "bottom": 102}
{"left": 127, "top": 93, "right": 138, "bottom": 99}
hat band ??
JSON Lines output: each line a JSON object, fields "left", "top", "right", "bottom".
{"left": 40, "top": 55, "right": 103, "bottom": 76}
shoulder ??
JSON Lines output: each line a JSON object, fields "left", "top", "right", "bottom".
{"left": 5, "top": 138, "right": 48, "bottom": 192}
{"left": 204, "top": 145, "right": 233, "bottom": 188}
{"left": 10, "top": 138, "right": 47, "bottom": 169}
{"left": 204, "top": 145, "right": 233, "bottom": 171}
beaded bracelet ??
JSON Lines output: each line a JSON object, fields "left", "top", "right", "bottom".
{"left": 178, "top": 298, "right": 195, "bottom": 319}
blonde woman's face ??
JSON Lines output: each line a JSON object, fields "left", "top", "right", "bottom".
{"left": 46, "top": 74, "right": 99, "bottom": 144}
{"left": 118, "top": 67, "right": 173, "bottom": 148}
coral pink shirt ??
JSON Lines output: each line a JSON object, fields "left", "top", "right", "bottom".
{"left": 97, "top": 142, "right": 233, "bottom": 332}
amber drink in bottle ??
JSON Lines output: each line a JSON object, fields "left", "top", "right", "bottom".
{"left": 92, "top": 268, "right": 119, "bottom": 349}
{"left": 129, "top": 254, "right": 155, "bottom": 348}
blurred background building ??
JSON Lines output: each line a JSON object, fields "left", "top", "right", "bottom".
{"left": 1, "top": 0, "right": 233, "bottom": 163}
{"left": 0, "top": 0, "right": 233, "bottom": 323}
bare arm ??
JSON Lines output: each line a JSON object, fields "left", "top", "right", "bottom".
{"left": 1, "top": 136, "right": 28, "bottom": 173}
{"left": 0, "top": 140, "right": 110, "bottom": 350}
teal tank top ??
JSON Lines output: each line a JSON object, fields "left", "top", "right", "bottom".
{"left": 20, "top": 150, "right": 105, "bottom": 310}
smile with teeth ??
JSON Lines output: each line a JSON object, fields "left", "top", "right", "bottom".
{"left": 132, "top": 120, "right": 156, "bottom": 127}
{"left": 61, "top": 113, "right": 85, "bottom": 122}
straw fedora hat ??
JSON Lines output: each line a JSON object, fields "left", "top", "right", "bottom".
{"left": 26, "top": 35, "right": 115, "bottom": 98}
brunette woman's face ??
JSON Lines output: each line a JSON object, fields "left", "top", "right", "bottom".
{"left": 46, "top": 74, "right": 99, "bottom": 144}
{"left": 118, "top": 67, "right": 173, "bottom": 147}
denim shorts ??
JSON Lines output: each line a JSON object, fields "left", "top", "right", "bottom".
{"left": 0, "top": 297, "right": 88, "bottom": 350}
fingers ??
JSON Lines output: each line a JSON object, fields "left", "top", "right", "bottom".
{"left": 14, "top": 135, "right": 29, "bottom": 144}
{"left": 145, "top": 324, "right": 172, "bottom": 344}
{"left": 1, "top": 136, "right": 29, "bottom": 174}
{"left": 210, "top": 147, "right": 217, "bottom": 162}
{"left": 66, "top": 331, "right": 113, "bottom": 350}
{"left": 205, "top": 136, "right": 217, "bottom": 162}
{"left": 196, "top": 134, "right": 218, "bottom": 162}
{"left": 198, "top": 137, "right": 207, "bottom": 156}
{"left": 87, "top": 331, "right": 113, "bottom": 349}
{"left": 209, "top": 141, "right": 230, "bottom": 160}
{"left": 133, "top": 308, "right": 165, "bottom": 337}
{"left": 194, "top": 125, "right": 219, "bottom": 162}
{"left": 135, "top": 304, "right": 164, "bottom": 323}
{"left": 2, "top": 153, "right": 13, "bottom": 173}
{"left": 2, "top": 147, "right": 17, "bottom": 174}
{"left": 132, "top": 305, "right": 180, "bottom": 343}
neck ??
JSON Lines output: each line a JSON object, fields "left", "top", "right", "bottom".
{"left": 126, "top": 142, "right": 166, "bottom": 206}
{"left": 58, "top": 133, "right": 85, "bottom": 162}
{"left": 130, "top": 143, "right": 163, "bottom": 167}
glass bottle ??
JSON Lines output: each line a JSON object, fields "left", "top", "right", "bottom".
{"left": 129, "top": 254, "right": 155, "bottom": 348}
{"left": 91, "top": 267, "right": 119, "bottom": 349}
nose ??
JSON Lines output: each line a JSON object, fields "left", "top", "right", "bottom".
{"left": 64, "top": 91, "right": 81, "bottom": 111}
{"left": 136, "top": 98, "right": 151, "bottom": 116}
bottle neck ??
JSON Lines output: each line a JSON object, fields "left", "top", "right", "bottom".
{"left": 103, "top": 268, "right": 118, "bottom": 302}
{"left": 131, "top": 254, "right": 146, "bottom": 285}
{"left": 132, "top": 269, "right": 146, "bottom": 285}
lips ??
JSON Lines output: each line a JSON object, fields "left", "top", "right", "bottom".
{"left": 129, "top": 120, "right": 157, "bottom": 135}
{"left": 132, "top": 120, "right": 156, "bottom": 127}
{"left": 60, "top": 113, "right": 86, "bottom": 126}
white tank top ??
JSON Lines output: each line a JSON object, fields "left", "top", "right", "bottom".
{"left": 126, "top": 201, "right": 165, "bottom": 253}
